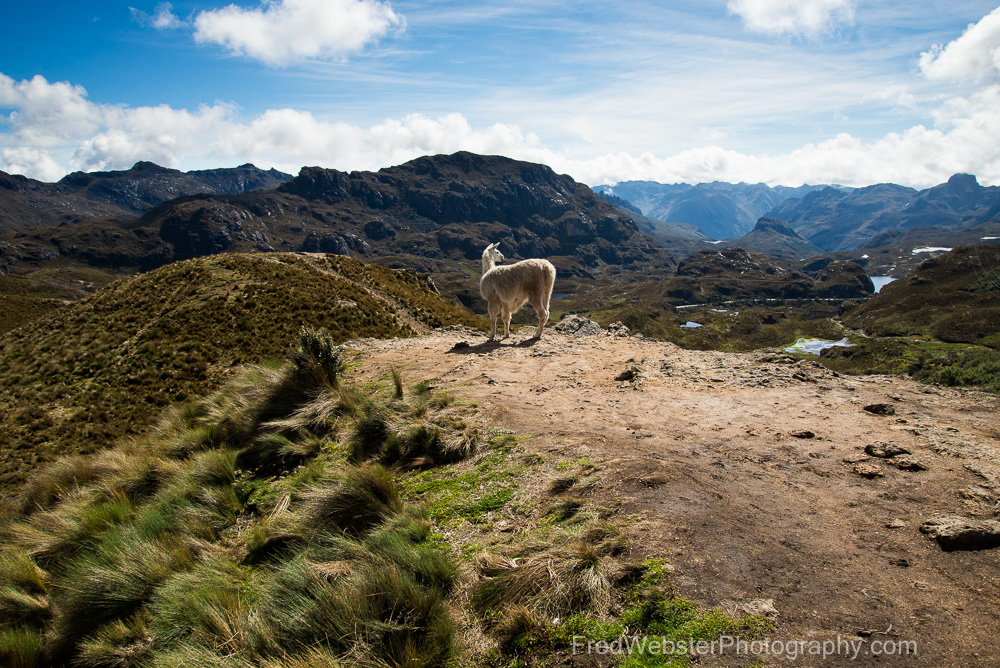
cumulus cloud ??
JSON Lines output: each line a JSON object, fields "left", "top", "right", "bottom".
{"left": 727, "top": 0, "right": 855, "bottom": 36}
{"left": 192, "top": 0, "right": 404, "bottom": 66}
{"left": 920, "top": 6, "right": 1000, "bottom": 81}
{"left": 0, "top": 74, "right": 102, "bottom": 146}
{"left": 1, "top": 146, "right": 65, "bottom": 182}
{"left": 3, "top": 72, "right": 1000, "bottom": 188}
{"left": 0, "top": 73, "right": 539, "bottom": 180}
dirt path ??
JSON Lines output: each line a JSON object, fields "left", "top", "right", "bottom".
{"left": 344, "top": 325, "right": 1000, "bottom": 667}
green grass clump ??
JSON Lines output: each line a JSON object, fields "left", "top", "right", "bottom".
{"left": 475, "top": 554, "right": 772, "bottom": 668}
{"left": 0, "top": 328, "right": 464, "bottom": 667}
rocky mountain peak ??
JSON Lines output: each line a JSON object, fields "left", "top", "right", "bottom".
{"left": 751, "top": 217, "right": 802, "bottom": 237}
{"left": 946, "top": 173, "right": 980, "bottom": 192}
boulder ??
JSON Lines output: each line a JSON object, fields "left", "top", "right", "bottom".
{"left": 920, "top": 515, "right": 1000, "bottom": 551}
{"left": 554, "top": 315, "right": 603, "bottom": 337}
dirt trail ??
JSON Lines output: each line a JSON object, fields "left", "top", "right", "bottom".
{"left": 345, "top": 326, "right": 1000, "bottom": 667}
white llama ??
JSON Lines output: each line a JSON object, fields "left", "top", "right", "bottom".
{"left": 479, "top": 242, "right": 556, "bottom": 341}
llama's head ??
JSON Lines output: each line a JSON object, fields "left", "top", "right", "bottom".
{"left": 483, "top": 242, "right": 504, "bottom": 265}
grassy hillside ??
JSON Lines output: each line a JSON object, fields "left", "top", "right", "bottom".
{"left": 843, "top": 244, "right": 1000, "bottom": 348}
{"left": 0, "top": 267, "right": 121, "bottom": 336}
{"left": 0, "top": 253, "right": 484, "bottom": 492}
{"left": 0, "top": 328, "right": 768, "bottom": 667}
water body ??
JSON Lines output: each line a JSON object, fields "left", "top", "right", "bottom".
{"left": 783, "top": 337, "right": 853, "bottom": 355}
{"left": 681, "top": 321, "right": 702, "bottom": 328}
{"left": 911, "top": 247, "right": 952, "bottom": 254}
{"left": 871, "top": 276, "right": 896, "bottom": 293}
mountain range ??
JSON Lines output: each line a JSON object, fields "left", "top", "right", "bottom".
{"left": 598, "top": 174, "right": 1000, "bottom": 257}
{"left": 4, "top": 152, "right": 1000, "bottom": 331}
{"left": 769, "top": 173, "right": 1000, "bottom": 252}
{"left": 0, "top": 153, "right": 676, "bottom": 309}
{"left": 595, "top": 180, "right": 828, "bottom": 239}
{"left": 0, "top": 161, "right": 292, "bottom": 233}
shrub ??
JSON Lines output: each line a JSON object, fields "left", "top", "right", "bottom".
{"left": 916, "top": 347, "right": 1000, "bottom": 393}
{"left": 290, "top": 327, "right": 343, "bottom": 390}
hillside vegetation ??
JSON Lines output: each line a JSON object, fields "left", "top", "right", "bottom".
{"left": 0, "top": 253, "right": 484, "bottom": 492}
{"left": 843, "top": 244, "right": 1000, "bottom": 348}
{"left": 0, "top": 328, "right": 767, "bottom": 667}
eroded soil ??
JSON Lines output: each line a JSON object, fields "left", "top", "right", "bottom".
{"left": 345, "top": 326, "right": 1000, "bottom": 667}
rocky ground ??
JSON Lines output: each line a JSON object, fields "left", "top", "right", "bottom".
{"left": 344, "top": 320, "right": 1000, "bottom": 667}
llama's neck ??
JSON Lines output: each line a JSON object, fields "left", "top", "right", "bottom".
{"left": 481, "top": 257, "right": 495, "bottom": 276}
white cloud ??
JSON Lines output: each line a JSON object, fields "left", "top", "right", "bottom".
{"left": 919, "top": 6, "right": 1000, "bottom": 81}
{"left": 193, "top": 0, "right": 404, "bottom": 66}
{"left": 1, "top": 147, "right": 65, "bottom": 182}
{"left": 3, "top": 72, "right": 1000, "bottom": 189}
{"left": 727, "top": 0, "right": 855, "bottom": 37}
{"left": 130, "top": 3, "right": 185, "bottom": 29}
{"left": 0, "top": 73, "right": 102, "bottom": 146}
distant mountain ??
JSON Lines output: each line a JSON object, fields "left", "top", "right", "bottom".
{"left": 648, "top": 246, "right": 873, "bottom": 304}
{"left": 1, "top": 152, "right": 676, "bottom": 308}
{"left": 724, "top": 217, "right": 824, "bottom": 261}
{"left": 596, "top": 189, "right": 708, "bottom": 253}
{"left": 188, "top": 163, "right": 293, "bottom": 194}
{"left": 594, "top": 181, "right": 828, "bottom": 239}
{"left": 0, "top": 161, "right": 292, "bottom": 234}
{"left": 767, "top": 174, "right": 1000, "bottom": 252}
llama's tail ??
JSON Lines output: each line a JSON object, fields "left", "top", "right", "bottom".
{"left": 544, "top": 263, "right": 556, "bottom": 311}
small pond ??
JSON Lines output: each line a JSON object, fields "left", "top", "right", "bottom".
{"left": 783, "top": 337, "right": 853, "bottom": 355}
{"left": 871, "top": 276, "right": 896, "bottom": 293}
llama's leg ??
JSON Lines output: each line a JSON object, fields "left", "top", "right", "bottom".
{"left": 529, "top": 298, "right": 549, "bottom": 338}
{"left": 487, "top": 303, "right": 500, "bottom": 340}
{"left": 501, "top": 307, "right": 512, "bottom": 339}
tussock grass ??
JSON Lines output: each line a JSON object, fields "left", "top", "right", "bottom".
{"left": 299, "top": 465, "right": 403, "bottom": 537}
{"left": 469, "top": 532, "right": 617, "bottom": 619}
{"left": 15, "top": 456, "right": 115, "bottom": 516}
{"left": 0, "top": 626, "right": 45, "bottom": 668}
{"left": 0, "top": 328, "right": 476, "bottom": 667}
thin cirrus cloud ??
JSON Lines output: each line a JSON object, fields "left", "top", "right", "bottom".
{"left": 919, "top": 5, "right": 1000, "bottom": 81}
{"left": 727, "top": 0, "right": 856, "bottom": 36}
{"left": 191, "top": 0, "right": 405, "bottom": 66}
{"left": 129, "top": 3, "right": 185, "bottom": 30}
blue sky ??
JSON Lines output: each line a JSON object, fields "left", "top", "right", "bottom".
{"left": 3, "top": 1, "right": 1000, "bottom": 188}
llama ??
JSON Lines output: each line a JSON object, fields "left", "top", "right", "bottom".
{"left": 479, "top": 242, "right": 556, "bottom": 341}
